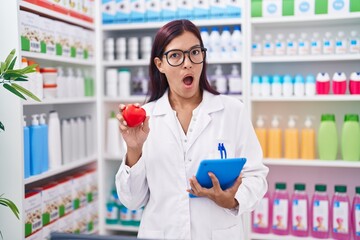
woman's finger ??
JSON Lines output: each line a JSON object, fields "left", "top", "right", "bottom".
{"left": 208, "top": 172, "right": 221, "bottom": 191}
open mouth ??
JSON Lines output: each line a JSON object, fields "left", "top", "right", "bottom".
{"left": 183, "top": 75, "right": 194, "bottom": 86}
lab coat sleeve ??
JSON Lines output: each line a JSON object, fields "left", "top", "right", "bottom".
{"left": 233, "top": 105, "right": 269, "bottom": 216}
{"left": 115, "top": 154, "right": 150, "bottom": 210}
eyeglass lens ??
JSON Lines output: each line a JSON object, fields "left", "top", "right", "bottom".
{"left": 166, "top": 47, "right": 205, "bottom": 66}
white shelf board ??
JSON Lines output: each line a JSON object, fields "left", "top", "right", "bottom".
{"left": 102, "top": 18, "right": 242, "bottom": 31}
{"left": 19, "top": 1, "right": 94, "bottom": 29}
{"left": 251, "top": 12, "right": 360, "bottom": 27}
{"left": 103, "top": 96, "right": 148, "bottom": 104}
{"left": 208, "top": 58, "right": 242, "bottom": 64}
{"left": 24, "top": 156, "right": 97, "bottom": 185}
{"left": 23, "top": 97, "right": 96, "bottom": 105}
{"left": 104, "top": 154, "right": 122, "bottom": 161}
{"left": 251, "top": 233, "right": 331, "bottom": 240}
{"left": 251, "top": 95, "right": 360, "bottom": 102}
{"left": 251, "top": 54, "right": 360, "bottom": 63}
{"left": 105, "top": 224, "right": 139, "bottom": 232}
{"left": 21, "top": 51, "right": 96, "bottom": 66}
{"left": 263, "top": 158, "right": 360, "bottom": 168}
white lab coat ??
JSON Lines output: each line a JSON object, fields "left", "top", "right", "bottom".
{"left": 116, "top": 90, "right": 269, "bottom": 240}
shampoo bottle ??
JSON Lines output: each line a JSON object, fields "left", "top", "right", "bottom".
{"left": 349, "top": 72, "right": 360, "bottom": 95}
{"left": 332, "top": 185, "right": 351, "bottom": 240}
{"left": 272, "top": 182, "right": 290, "bottom": 235}
{"left": 291, "top": 183, "right": 309, "bottom": 237}
{"left": 352, "top": 186, "right": 360, "bottom": 240}
{"left": 252, "top": 191, "right": 271, "bottom": 234}
{"left": 106, "top": 111, "right": 124, "bottom": 157}
{"left": 332, "top": 72, "right": 347, "bottom": 95}
{"left": 61, "top": 119, "right": 72, "bottom": 164}
{"left": 316, "top": 72, "right": 331, "bottom": 95}
{"left": 318, "top": 114, "right": 338, "bottom": 160}
{"left": 23, "top": 116, "right": 31, "bottom": 178}
{"left": 341, "top": 114, "right": 360, "bottom": 161}
{"left": 255, "top": 115, "right": 267, "bottom": 158}
{"left": 284, "top": 116, "right": 299, "bottom": 159}
{"left": 301, "top": 116, "right": 316, "bottom": 160}
{"left": 48, "top": 111, "right": 62, "bottom": 169}
{"left": 29, "top": 114, "right": 42, "bottom": 175}
{"left": 268, "top": 116, "right": 282, "bottom": 159}
{"left": 39, "top": 113, "right": 49, "bottom": 173}
{"left": 228, "top": 65, "right": 242, "bottom": 94}
{"left": 311, "top": 184, "right": 330, "bottom": 239}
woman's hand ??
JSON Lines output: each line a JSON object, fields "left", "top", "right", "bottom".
{"left": 117, "top": 104, "right": 150, "bottom": 167}
{"left": 187, "top": 173, "right": 242, "bottom": 209}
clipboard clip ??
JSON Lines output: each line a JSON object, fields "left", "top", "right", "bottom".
{"left": 218, "top": 143, "right": 227, "bottom": 159}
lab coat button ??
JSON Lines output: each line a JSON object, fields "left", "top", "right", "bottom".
{"left": 193, "top": 118, "right": 197, "bottom": 121}
{"left": 189, "top": 128, "right": 193, "bottom": 132}
{"left": 184, "top": 139, "right": 187, "bottom": 143}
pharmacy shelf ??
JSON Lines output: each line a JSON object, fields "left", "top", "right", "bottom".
{"left": 23, "top": 97, "right": 96, "bottom": 106}
{"left": 24, "top": 155, "right": 97, "bottom": 185}
{"left": 21, "top": 51, "right": 96, "bottom": 66}
{"left": 104, "top": 155, "right": 122, "bottom": 161}
{"left": 251, "top": 12, "right": 360, "bottom": 27}
{"left": 250, "top": 95, "right": 360, "bottom": 102}
{"left": 251, "top": 54, "right": 360, "bottom": 63}
{"left": 263, "top": 159, "right": 360, "bottom": 168}
{"left": 103, "top": 96, "right": 148, "bottom": 104}
{"left": 105, "top": 224, "right": 139, "bottom": 233}
{"left": 251, "top": 233, "right": 332, "bottom": 240}
{"left": 102, "top": 18, "right": 243, "bottom": 31}
{"left": 19, "top": 1, "right": 94, "bottom": 29}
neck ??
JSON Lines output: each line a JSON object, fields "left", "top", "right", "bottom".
{"left": 168, "top": 90, "right": 202, "bottom": 111}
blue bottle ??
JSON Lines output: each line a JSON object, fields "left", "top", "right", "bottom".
{"left": 39, "top": 113, "right": 49, "bottom": 173}
{"left": 29, "top": 114, "right": 42, "bottom": 175}
{"left": 23, "top": 116, "right": 31, "bottom": 178}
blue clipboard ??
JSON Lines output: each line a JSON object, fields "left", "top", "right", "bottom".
{"left": 189, "top": 158, "right": 247, "bottom": 198}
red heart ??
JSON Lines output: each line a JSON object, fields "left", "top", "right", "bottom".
{"left": 122, "top": 104, "right": 146, "bottom": 127}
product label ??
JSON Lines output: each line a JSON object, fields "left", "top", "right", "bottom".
{"left": 24, "top": 192, "right": 42, "bottom": 237}
{"left": 349, "top": 39, "right": 359, "bottom": 53}
{"left": 292, "top": 199, "right": 308, "bottom": 231}
{"left": 323, "top": 40, "right": 334, "bottom": 54}
{"left": 313, "top": 200, "right": 329, "bottom": 232}
{"left": 311, "top": 40, "right": 321, "bottom": 54}
{"left": 355, "top": 203, "right": 360, "bottom": 236}
{"left": 335, "top": 40, "right": 347, "bottom": 54}
{"left": 120, "top": 207, "right": 132, "bottom": 221}
{"left": 332, "top": 201, "right": 349, "bottom": 233}
{"left": 272, "top": 198, "right": 288, "bottom": 230}
{"left": 253, "top": 198, "right": 269, "bottom": 228}
{"left": 106, "top": 204, "right": 118, "bottom": 220}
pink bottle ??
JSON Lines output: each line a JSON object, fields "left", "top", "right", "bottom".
{"left": 272, "top": 182, "right": 290, "bottom": 235}
{"left": 349, "top": 72, "right": 360, "bottom": 94}
{"left": 316, "top": 72, "right": 330, "bottom": 95}
{"left": 291, "top": 183, "right": 309, "bottom": 237}
{"left": 311, "top": 184, "right": 330, "bottom": 239}
{"left": 252, "top": 191, "right": 272, "bottom": 234}
{"left": 332, "top": 72, "right": 347, "bottom": 95}
{"left": 352, "top": 186, "right": 360, "bottom": 240}
{"left": 332, "top": 185, "right": 351, "bottom": 240}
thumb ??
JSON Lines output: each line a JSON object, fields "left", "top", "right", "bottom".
{"left": 142, "top": 116, "right": 150, "bottom": 133}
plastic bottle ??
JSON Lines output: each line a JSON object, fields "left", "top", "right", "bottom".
{"left": 132, "top": 67, "right": 147, "bottom": 95}
{"left": 78, "top": 117, "right": 86, "bottom": 159}
{"left": 228, "top": 65, "right": 242, "bottom": 94}
{"left": 323, "top": 32, "right": 334, "bottom": 55}
{"left": 48, "top": 110, "right": 62, "bottom": 169}
{"left": 260, "top": 75, "right": 271, "bottom": 97}
{"left": 76, "top": 69, "right": 85, "bottom": 97}
{"left": 284, "top": 116, "right": 299, "bottom": 159}
{"left": 301, "top": 116, "right": 316, "bottom": 160}
{"left": 29, "top": 114, "right": 42, "bottom": 175}
{"left": 252, "top": 34, "right": 262, "bottom": 56}
{"left": 311, "top": 184, "right": 330, "bottom": 239}
{"left": 132, "top": 208, "right": 143, "bottom": 226}
{"left": 33, "top": 63, "right": 44, "bottom": 100}
{"left": 282, "top": 74, "right": 294, "bottom": 97}
{"left": 335, "top": 31, "right": 348, "bottom": 54}
{"left": 67, "top": 68, "right": 75, "bottom": 98}
{"left": 272, "top": 182, "right": 290, "bottom": 235}
{"left": 352, "top": 186, "right": 360, "bottom": 239}
{"left": 332, "top": 72, "right": 347, "bottom": 95}
{"left": 213, "top": 65, "right": 227, "bottom": 94}
{"left": 267, "top": 116, "right": 282, "bottom": 159}
{"left": 332, "top": 185, "right": 351, "bottom": 240}
{"left": 286, "top": 33, "right": 298, "bottom": 56}
{"left": 230, "top": 26, "right": 242, "bottom": 58}
{"left": 294, "top": 74, "right": 305, "bottom": 96}
{"left": 61, "top": 119, "right": 72, "bottom": 164}
{"left": 200, "top": 28, "right": 210, "bottom": 50}
{"left": 220, "top": 26, "right": 232, "bottom": 59}
{"left": 209, "top": 27, "right": 221, "bottom": 60}
{"left": 23, "top": 116, "right": 31, "bottom": 178}
{"left": 305, "top": 74, "right": 316, "bottom": 96}
{"left": 85, "top": 115, "right": 93, "bottom": 157}
{"left": 349, "top": 30, "right": 360, "bottom": 54}
{"left": 106, "top": 111, "right": 123, "bottom": 157}
{"left": 275, "top": 33, "right": 286, "bottom": 56}
{"left": 19, "top": 58, "right": 30, "bottom": 90}
{"left": 252, "top": 75, "right": 261, "bottom": 97}
{"left": 106, "top": 68, "right": 118, "bottom": 97}
{"left": 39, "top": 113, "right": 49, "bottom": 173}
{"left": 70, "top": 118, "right": 78, "bottom": 161}
{"left": 298, "top": 33, "right": 310, "bottom": 55}
{"left": 263, "top": 34, "right": 274, "bottom": 56}
{"left": 271, "top": 75, "right": 282, "bottom": 97}
{"left": 118, "top": 68, "right": 131, "bottom": 98}
{"left": 341, "top": 114, "right": 360, "bottom": 161}
{"left": 311, "top": 32, "right": 322, "bottom": 55}
{"left": 255, "top": 115, "right": 267, "bottom": 158}
{"left": 349, "top": 72, "right": 360, "bottom": 95}
{"left": 291, "top": 183, "right": 309, "bottom": 237}
{"left": 252, "top": 191, "right": 272, "bottom": 234}
{"left": 57, "top": 67, "right": 66, "bottom": 98}
{"left": 316, "top": 72, "right": 331, "bottom": 95}
{"left": 318, "top": 114, "right": 338, "bottom": 160}
{"left": 106, "top": 190, "right": 119, "bottom": 224}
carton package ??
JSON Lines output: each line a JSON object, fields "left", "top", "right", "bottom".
{"left": 73, "top": 207, "right": 88, "bottom": 234}
{"left": 161, "top": 0, "right": 177, "bottom": 20}
{"left": 102, "top": 0, "right": 117, "bottom": 24}
{"left": 86, "top": 169, "right": 98, "bottom": 203}
{"left": 19, "top": 11, "right": 41, "bottom": 52}
{"left": 209, "top": 0, "right": 226, "bottom": 19}
{"left": 226, "top": 0, "right": 242, "bottom": 18}
{"left": 35, "top": 182, "right": 60, "bottom": 226}
{"left": 25, "top": 191, "right": 42, "bottom": 237}
{"left": 87, "top": 200, "right": 99, "bottom": 234}
{"left": 72, "top": 172, "right": 87, "bottom": 210}
{"left": 41, "top": 220, "right": 59, "bottom": 240}
{"left": 177, "top": 0, "right": 193, "bottom": 19}
{"left": 40, "top": 17, "right": 56, "bottom": 55}
{"left": 57, "top": 177, "right": 74, "bottom": 217}
{"left": 295, "top": 0, "right": 315, "bottom": 16}
{"left": 57, "top": 212, "right": 74, "bottom": 233}
{"left": 193, "top": 0, "right": 210, "bottom": 19}
{"left": 131, "top": 0, "right": 146, "bottom": 22}
{"left": 263, "top": 0, "right": 283, "bottom": 17}
{"left": 146, "top": 0, "right": 162, "bottom": 22}
{"left": 115, "top": 0, "right": 131, "bottom": 23}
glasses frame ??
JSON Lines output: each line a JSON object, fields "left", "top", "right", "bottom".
{"left": 163, "top": 46, "right": 207, "bottom": 67}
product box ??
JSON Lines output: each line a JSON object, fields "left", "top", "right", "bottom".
{"left": 315, "top": 0, "right": 328, "bottom": 14}
{"left": 102, "top": 0, "right": 117, "bottom": 24}
{"left": 295, "top": 0, "right": 315, "bottom": 16}
{"left": 146, "top": 0, "right": 162, "bottom": 22}
{"left": 25, "top": 191, "right": 42, "bottom": 237}
{"left": 226, "top": 0, "right": 242, "bottom": 18}
{"left": 130, "top": 0, "right": 146, "bottom": 22}
{"left": 263, "top": 0, "right": 282, "bottom": 17}
{"left": 19, "top": 11, "right": 41, "bottom": 52}
{"left": 72, "top": 173, "right": 87, "bottom": 210}
{"left": 85, "top": 30, "right": 95, "bottom": 59}
{"left": 193, "top": 0, "right": 209, "bottom": 19}
{"left": 57, "top": 177, "right": 74, "bottom": 217}
{"left": 177, "top": 0, "right": 193, "bottom": 19}
{"left": 57, "top": 212, "right": 74, "bottom": 233}
{"left": 350, "top": 0, "right": 360, "bottom": 12}
{"left": 209, "top": 0, "right": 226, "bottom": 19}
{"left": 40, "top": 17, "right": 56, "bottom": 55}
{"left": 74, "top": 26, "right": 85, "bottom": 59}
{"left": 24, "top": 229, "right": 42, "bottom": 240}
{"left": 115, "top": 0, "right": 131, "bottom": 23}
{"left": 35, "top": 182, "right": 60, "bottom": 227}
{"left": 41, "top": 220, "right": 58, "bottom": 240}
{"left": 73, "top": 207, "right": 88, "bottom": 234}
{"left": 328, "top": 0, "right": 349, "bottom": 15}
{"left": 87, "top": 200, "right": 99, "bottom": 234}
{"left": 161, "top": 0, "right": 177, "bottom": 20}
{"left": 251, "top": 0, "right": 263, "bottom": 17}
{"left": 86, "top": 169, "right": 98, "bottom": 203}
{"left": 54, "top": 21, "right": 63, "bottom": 56}
{"left": 69, "top": 24, "right": 78, "bottom": 58}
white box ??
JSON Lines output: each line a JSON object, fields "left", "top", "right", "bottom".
{"left": 102, "top": 0, "right": 117, "bottom": 24}
{"left": 19, "top": 11, "right": 41, "bottom": 52}
{"left": 161, "top": 0, "right": 177, "bottom": 20}
{"left": 57, "top": 177, "right": 74, "bottom": 217}
{"left": 40, "top": 17, "right": 56, "bottom": 55}
{"left": 115, "top": 0, "right": 131, "bottom": 23}
{"left": 130, "top": 0, "right": 146, "bottom": 22}
{"left": 177, "top": 0, "right": 193, "bottom": 19}
{"left": 209, "top": 0, "right": 226, "bottom": 19}
{"left": 295, "top": 0, "right": 315, "bottom": 16}
{"left": 226, "top": 0, "right": 242, "bottom": 18}
{"left": 328, "top": 0, "right": 349, "bottom": 15}
{"left": 263, "top": 0, "right": 282, "bottom": 18}
{"left": 146, "top": 0, "right": 162, "bottom": 22}
{"left": 24, "top": 191, "right": 42, "bottom": 237}
{"left": 41, "top": 220, "right": 58, "bottom": 240}
{"left": 193, "top": 0, "right": 210, "bottom": 19}
{"left": 35, "top": 183, "right": 60, "bottom": 227}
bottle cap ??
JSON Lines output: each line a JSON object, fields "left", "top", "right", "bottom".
{"left": 356, "top": 186, "right": 360, "bottom": 194}
{"left": 271, "top": 115, "right": 280, "bottom": 128}
{"left": 256, "top": 115, "right": 266, "bottom": 128}
{"left": 350, "top": 72, "right": 360, "bottom": 81}
{"left": 304, "top": 116, "right": 314, "bottom": 128}
{"left": 294, "top": 74, "right": 304, "bottom": 83}
{"left": 215, "top": 65, "right": 223, "bottom": 75}
{"left": 321, "top": 114, "right": 335, "bottom": 122}
{"left": 252, "top": 75, "right": 261, "bottom": 83}
{"left": 23, "top": 115, "right": 27, "bottom": 127}
{"left": 31, "top": 114, "right": 39, "bottom": 125}
{"left": 39, "top": 113, "right": 46, "bottom": 125}
{"left": 261, "top": 75, "right": 270, "bottom": 83}
{"left": 315, "top": 184, "right": 327, "bottom": 192}
{"left": 344, "top": 114, "right": 359, "bottom": 122}
{"left": 233, "top": 26, "right": 241, "bottom": 31}
{"left": 275, "top": 182, "right": 286, "bottom": 190}
{"left": 288, "top": 115, "right": 297, "bottom": 128}
{"left": 272, "top": 75, "right": 282, "bottom": 83}
{"left": 283, "top": 75, "right": 293, "bottom": 83}
{"left": 222, "top": 26, "right": 230, "bottom": 32}
{"left": 335, "top": 185, "right": 347, "bottom": 193}
{"left": 305, "top": 74, "right": 315, "bottom": 83}
{"left": 294, "top": 183, "right": 305, "bottom": 191}
{"left": 231, "top": 65, "right": 239, "bottom": 76}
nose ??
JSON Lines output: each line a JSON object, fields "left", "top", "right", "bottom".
{"left": 182, "top": 53, "right": 192, "bottom": 69}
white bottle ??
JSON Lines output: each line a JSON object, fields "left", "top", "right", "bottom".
{"left": 230, "top": 26, "right": 242, "bottom": 59}
{"left": 34, "top": 65, "right": 43, "bottom": 100}
{"left": 139, "top": 67, "right": 149, "bottom": 95}
{"left": 263, "top": 34, "right": 274, "bottom": 56}
{"left": 305, "top": 74, "right": 316, "bottom": 96}
{"left": 140, "top": 36, "right": 152, "bottom": 60}
{"left": 282, "top": 74, "right": 294, "bottom": 97}
{"left": 286, "top": 33, "right": 298, "bottom": 56}
{"left": 335, "top": 31, "right": 347, "bottom": 54}
{"left": 76, "top": 69, "right": 85, "bottom": 98}
{"left": 349, "top": 30, "right": 360, "bottom": 53}
{"left": 106, "top": 68, "right": 118, "bottom": 97}
{"left": 220, "top": 26, "right": 232, "bottom": 59}
{"left": 104, "top": 38, "right": 115, "bottom": 61}
{"left": 57, "top": 67, "right": 66, "bottom": 98}
{"left": 209, "top": 27, "right": 221, "bottom": 60}
{"left": 78, "top": 117, "right": 86, "bottom": 160}
{"left": 252, "top": 75, "right": 261, "bottom": 97}
{"left": 275, "top": 33, "right": 286, "bottom": 56}
{"left": 228, "top": 65, "right": 242, "bottom": 94}
{"left": 310, "top": 32, "right": 322, "bottom": 55}
{"left": 200, "top": 28, "right": 210, "bottom": 50}
{"left": 128, "top": 37, "right": 139, "bottom": 61}
{"left": 260, "top": 75, "right": 271, "bottom": 97}
{"left": 70, "top": 117, "right": 78, "bottom": 161}
{"left": 271, "top": 75, "right": 282, "bottom": 97}
{"left": 294, "top": 74, "right": 305, "bottom": 96}
{"left": 323, "top": 32, "right": 334, "bottom": 54}
{"left": 118, "top": 68, "right": 131, "bottom": 97}
{"left": 298, "top": 32, "right": 310, "bottom": 55}
{"left": 61, "top": 119, "right": 72, "bottom": 164}
{"left": 48, "top": 110, "right": 62, "bottom": 169}
{"left": 116, "top": 37, "right": 126, "bottom": 60}
{"left": 213, "top": 65, "right": 227, "bottom": 94}
{"left": 106, "top": 111, "right": 123, "bottom": 157}
{"left": 252, "top": 34, "right": 262, "bottom": 56}
{"left": 85, "top": 115, "right": 93, "bottom": 157}
{"left": 67, "top": 68, "right": 75, "bottom": 98}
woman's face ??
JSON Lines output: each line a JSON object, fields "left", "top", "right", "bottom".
{"left": 154, "top": 31, "right": 204, "bottom": 101}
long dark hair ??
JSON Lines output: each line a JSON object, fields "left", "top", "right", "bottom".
{"left": 147, "top": 19, "right": 219, "bottom": 103}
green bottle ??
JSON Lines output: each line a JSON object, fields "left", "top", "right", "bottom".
{"left": 341, "top": 114, "right": 360, "bottom": 161}
{"left": 318, "top": 114, "right": 338, "bottom": 160}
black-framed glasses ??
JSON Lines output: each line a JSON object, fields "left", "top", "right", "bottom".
{"left": 163, "top": 46, "right": 207, "bottom": 67}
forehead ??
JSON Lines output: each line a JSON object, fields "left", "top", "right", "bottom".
{"left": 165, "top": 31, "right": 201, "bottom": 52}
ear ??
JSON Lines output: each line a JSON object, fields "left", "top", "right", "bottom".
{"left": 154, "top": 57, "right": 165, "bottom": 73}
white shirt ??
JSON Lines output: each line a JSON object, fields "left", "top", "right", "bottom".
{"left": 116, "top": 90, "right": 269, "bottom": 240}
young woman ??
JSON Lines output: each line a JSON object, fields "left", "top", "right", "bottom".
{"left": 116, "top": 19, "right": 268, "bottom": 240}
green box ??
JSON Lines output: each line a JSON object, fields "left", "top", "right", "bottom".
{"left": 283, "top": 0, "right": 294, "bottom": 16}
{"left": 350, "top": 0, "right": 360, "bottom": 12}
{"left": 252, "top": 0, "right": 263, "bottom": 17}
{"left": 315, "top": 0, "right": 328, "bottom": 14}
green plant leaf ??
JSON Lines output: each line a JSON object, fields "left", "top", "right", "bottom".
{"left": 7, "top": 56, "right": 17, "bottom": 71}
{"left": 12, "top": 83, "right": 41, "bottom": 102}
{"left": 3, "top": 72, "right": 25, "bottom": 80}
{"left": 0, "top": 62, "right": 5, "bottom": 74}
{"left": 13, "top": 78, "right": 28, "bottom": 82}
{"left": 0, "top": 121, "right": 4, "bottom": 131}
{"left": 19, "top": 64, "right": 37, "bottom": 74}
{"left": 0, "top": 197, "right": 20, "bottom": 220}
{"left": 4, "top": 49, "right": 16, "bottom": 70}
{"left": 2, "top": 83, "right": 26, "bottom": 100}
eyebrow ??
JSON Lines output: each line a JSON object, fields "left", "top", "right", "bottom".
{"left": 165, "top": 44, "right": 202, "bottom": 52}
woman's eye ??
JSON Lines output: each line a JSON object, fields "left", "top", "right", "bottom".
{"left": 170, "top": 53, "right": 180, "bottom": 58}
{"left": 191, "top": 49, "right": 200, "bottom": 55}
